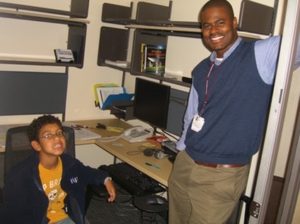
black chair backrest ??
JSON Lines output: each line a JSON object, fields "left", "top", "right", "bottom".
{"left": 4, "top": 125, "right": 75, "bottom": 181}
{"left": 63, "top": 126, "right": 76, "bottom": 157}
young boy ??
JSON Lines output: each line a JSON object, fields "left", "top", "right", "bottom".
{"left": 1, "top": 115, "right": 116, "bottom": 224}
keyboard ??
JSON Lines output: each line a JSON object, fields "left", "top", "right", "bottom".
{"left": 102, "top": 163, "right": 165, "bottom": 196}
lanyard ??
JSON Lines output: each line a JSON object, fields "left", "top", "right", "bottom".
{"left": 199, "top": 63, "right": 215, "bottom": 115}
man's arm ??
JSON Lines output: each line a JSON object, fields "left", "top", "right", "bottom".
{"left": 255, "top": 36, "right": 281, "bottom": 85}
{"left": 176, "top": 85, "right": 198, "bottom": 150}
{"left": 255, "top": 34, "right": 300, "bottom": 85}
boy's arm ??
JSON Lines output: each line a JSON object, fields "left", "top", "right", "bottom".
{"left": 75, "top": 159, "right": 116, "bottom": 201}
{"left": 104, "top": 178, "right": 116, "bottom": 202}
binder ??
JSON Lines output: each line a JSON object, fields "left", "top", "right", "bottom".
{"left": 93, "top": 83, "right": 119, "bottom": 107}
{"left": 102, "top": 93, "right": 134, "bottom": 110}
{"left": 93, "top": 83, "right": 134, "bottom": 110}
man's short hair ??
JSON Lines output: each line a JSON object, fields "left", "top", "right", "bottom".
{"left": 200, "top": 0, "right": 235, "bottom": 21}
{"left": 27, "top": 114, "right": 62, "bottom": 142}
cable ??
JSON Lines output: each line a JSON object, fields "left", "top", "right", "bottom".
{"left": 96, "top": 135, "right": 122, "bottom": 143}
{"left": 161, "top": 129, "right": 179, "bottom": 141}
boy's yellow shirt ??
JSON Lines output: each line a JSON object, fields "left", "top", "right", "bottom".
{"left": 39, "top": 157, "right": 68, "bottom": 223}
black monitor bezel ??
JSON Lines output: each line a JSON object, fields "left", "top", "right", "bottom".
{"left": 133, "top": 78, "right": 170, "bottom": 130}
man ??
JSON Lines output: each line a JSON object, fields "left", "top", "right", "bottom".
{"left": 168, "top": 0, "right": 300, "bottom": 223}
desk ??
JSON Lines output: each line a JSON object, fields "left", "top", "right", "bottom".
{"left": 73, "top": 119, "right": 173, "bottom": 187}
{"left": 0, "top": 119, "right": 173, "bottom": 186}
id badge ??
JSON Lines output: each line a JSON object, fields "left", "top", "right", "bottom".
{"left": 191, "top": 114, "right": 205, "bottom": 132}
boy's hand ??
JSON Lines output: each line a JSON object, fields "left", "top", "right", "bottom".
{"left": 104, "top": 179, "right": 116, "bottom": 202}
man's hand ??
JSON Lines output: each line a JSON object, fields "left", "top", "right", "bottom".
{"left": 104, "top": 179, "right": 116, "bottom": 202}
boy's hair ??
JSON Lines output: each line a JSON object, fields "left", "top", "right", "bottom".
{"left": 200, "top": 0, "right": 235, "bottom": 21}
{"left": 27, "top": 114, "right": 63, "bottom": 142}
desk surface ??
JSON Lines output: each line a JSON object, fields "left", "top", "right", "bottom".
{"left": 0, "top": 119, "right": 173, "bottom": 187}
{"left": 74, "top": 119, "right": 173, "bottom": 187}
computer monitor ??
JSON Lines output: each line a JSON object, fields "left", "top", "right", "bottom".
{"left": 166, "top": 88, "right": 189, "bottom": 136}
{"left": 133, "top": 78, "right": 170, "bottom": 130}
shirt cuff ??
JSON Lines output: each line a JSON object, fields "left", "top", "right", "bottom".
{"left": 104, "top": 176, "right": 112, "bottom": 184}
{"left": 176, "top": 137, "right": 186, "bottom": 151}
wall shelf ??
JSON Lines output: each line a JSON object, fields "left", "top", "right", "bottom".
{"left": 0, "top": 9, "right": 89, "bottom": 24}
{"left": 132, "top": 71, "right": 191, "bottom": 87}
{"left": 126, "top": 23, "right": 269, "bottom": 40}
{"left": 101, "top": 3, "right": 133, "bottom": 25}
{"left": 97, "top": 26, "right": 130, "bottom": 68}
{"left": 0, "top": 1, "right": 89, "bottom": 68}
{"left": 0, "top": 1, "right": 89, "bottom": 18}
{"left": 0, "top": 56, "right": 79, "bottom": 68}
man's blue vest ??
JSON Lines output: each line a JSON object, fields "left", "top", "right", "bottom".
{"left": 185, "top": 40, "right": 273, "bottom": 164}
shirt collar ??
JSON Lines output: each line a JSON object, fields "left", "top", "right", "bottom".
{"left": 210, "top": 37, "right": 242, "bottom": 65}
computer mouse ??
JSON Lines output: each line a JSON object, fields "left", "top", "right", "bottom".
{"left": 143, "top": 148, "right": 155, "bottom": 156}
{"left": 146, "top": 196, "right": 166, "bottom": 205}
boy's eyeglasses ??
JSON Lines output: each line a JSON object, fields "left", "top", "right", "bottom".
{"left": 40, "top": 130, "right": 65, "bottom": 140}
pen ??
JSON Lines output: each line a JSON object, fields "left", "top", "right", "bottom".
{"left": 145, "top": 162, "right": 160, "bottom": 169}
{"left": 97, "top": 123, "right": 124, "bottom": 133}
{"left": 71, "top": 124, "right": 88, "bottom": 130}
{"left": 96, "top": 123, "right": 106, "bottom": 129}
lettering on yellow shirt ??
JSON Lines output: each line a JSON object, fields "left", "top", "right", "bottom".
{"left": 39, "top": 157, "right": 68, "bottom": 223}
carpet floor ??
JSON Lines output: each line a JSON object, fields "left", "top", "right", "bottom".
{"left": 86, "top": 186, "right": 167, "bottom": 224}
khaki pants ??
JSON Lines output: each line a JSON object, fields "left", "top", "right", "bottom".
{"left": 168, "top": 151, "right": 249, "bottom": 224}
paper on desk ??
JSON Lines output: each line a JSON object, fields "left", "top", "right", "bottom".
{"left": 64, "top": 123, "right": 101, "bottom": 141}
{"left": 74, "top": 128, "right": 101, "bottom": 141}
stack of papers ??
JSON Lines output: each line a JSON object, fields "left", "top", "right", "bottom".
{"left": 74, "top": 128, "right": 101, "bottom": 141}
{"left": 63, "top": 123, "right": 101, "bottom": 141}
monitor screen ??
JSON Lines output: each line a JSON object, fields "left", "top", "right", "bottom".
{"left": 166, "top": 88, "right": 189, "bottom": 136}
{"left": 133, "top": 78, "right": 170, "bottom": 129}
